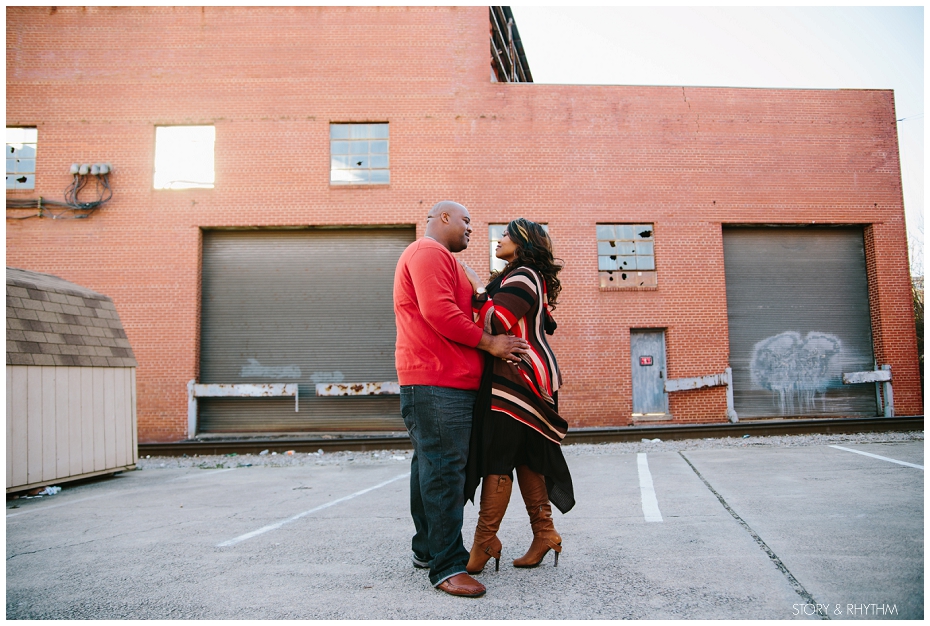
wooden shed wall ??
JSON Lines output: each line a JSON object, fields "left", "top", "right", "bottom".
{"left": 7, "top": 365, "right": 137, "bottom": 491}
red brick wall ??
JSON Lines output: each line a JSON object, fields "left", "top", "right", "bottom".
{"left": 7, "top": 7, "right": 921, "bottom": 441}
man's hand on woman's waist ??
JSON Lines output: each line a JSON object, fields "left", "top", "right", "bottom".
{"left": 477, "top": 332, "right": 529, "bottom": 362}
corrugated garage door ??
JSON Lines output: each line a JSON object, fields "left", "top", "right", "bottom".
{"left": 198, "top": 229, "right": 414, "bottom": 433}
{"left": 723, "top": 227, "right": 877, "bottom": 418}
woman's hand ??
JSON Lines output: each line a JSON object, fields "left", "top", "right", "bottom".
{"left": 457, "top": 259, "right": 484, "bottom": 293}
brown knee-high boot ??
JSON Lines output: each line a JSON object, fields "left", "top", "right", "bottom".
{"left": 513, "top": 465, "right": 562, "bottom": 568}
{"left": 466, "top": 474, "right": 513, "bottom": 574}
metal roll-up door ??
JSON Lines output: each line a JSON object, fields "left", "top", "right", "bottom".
{"left": 199, "top": 228, "right": 415, "bottom": 433}
{"left": 723, "top": 227, "right": 877, "bottom": 418}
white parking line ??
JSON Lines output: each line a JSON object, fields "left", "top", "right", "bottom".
{"left": 637, "top": 453, "right": 663, "bottom": 522}
{"left": 216, "top": 471, "right": 410, "bottom": 547}
{"left": 829, "top": 445, "right": 924, "bottom": 470}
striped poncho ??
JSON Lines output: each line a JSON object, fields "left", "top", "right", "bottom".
{"left": 473, "top": 266, "right": 567, "bottom": 443}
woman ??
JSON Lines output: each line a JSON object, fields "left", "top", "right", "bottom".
{"left": 460, "top": 218, "right": 574, "bottom": 575}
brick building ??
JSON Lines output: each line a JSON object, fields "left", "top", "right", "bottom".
{"left": 6, "top": 6, "right": 921, "bottom": 443}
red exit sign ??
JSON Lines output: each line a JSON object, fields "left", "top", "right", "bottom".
{"left": 640, "top": 356, "right": 653, "bottom": 366}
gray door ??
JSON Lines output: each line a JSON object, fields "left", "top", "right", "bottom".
{"left": 199, "top": 228, "right": 414, "bottom": 433}
{"left": 723, "top": 227, "right": 877, "bottom": 418}
{"left": 631, "top": 329, "right": 668, "bottom": 416}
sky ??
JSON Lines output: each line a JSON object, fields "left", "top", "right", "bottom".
{"left": 509, "top": 5, "right": 924, "bottom": 275}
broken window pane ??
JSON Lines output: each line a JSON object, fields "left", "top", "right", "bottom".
{"left": 11, "top": 144, "right": 35, "bottom": 159}
{"left": 599, "top": 270, "right": 657, "bottom": 288}
{"left": 596, "top": 222, "right": 657, "bottom": 289}
{"left": 618, "top": 255, "right": 636, "bottom": 269}
{"left": 597, "top": 241, "right": 617, "bottom": 255}
{"left": 6, "top": 127, "right": 37, "bottom": 190}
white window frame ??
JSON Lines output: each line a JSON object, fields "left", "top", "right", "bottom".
{"left": 330, "top": 123, "right": 389, "bottom": 185}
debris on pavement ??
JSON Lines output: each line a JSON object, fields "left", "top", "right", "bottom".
{"left": 21, "top": 485, "right": 62, "bottom": 498}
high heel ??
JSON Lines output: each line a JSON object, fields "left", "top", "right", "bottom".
{"left": 513, "top": 465, "right": 563, "bottom": 569}
{"left": 467, "top": 535, "right": 501, "bottom": 574}
{"left": 512, "top": 534, "right": 562, "bottom": 568}
{"left": 466, "top": 474, "right": 512, "bottom": 574}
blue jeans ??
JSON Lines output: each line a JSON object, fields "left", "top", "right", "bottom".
{"left": 400, "top": 385, "right": 476, "bottom": 586}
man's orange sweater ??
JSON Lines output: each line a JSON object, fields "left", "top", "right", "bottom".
{"left": 393, "top": 238, "right": 484, "bottom": 390}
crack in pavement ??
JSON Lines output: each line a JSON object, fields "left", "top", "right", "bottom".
{"left": 7, "top": 521, "right": 191, "bottom": 561}
{"left": 678, "top": 451, "right": 830, "bottom": 620}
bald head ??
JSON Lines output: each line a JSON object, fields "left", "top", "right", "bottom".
{"left": 427, "top": 200, "right": 467, "bottom": 220}
{"left": 425, "top": 200, "right": 472, "bottom": 252}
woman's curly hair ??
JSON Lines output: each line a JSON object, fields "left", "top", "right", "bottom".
{"left": 493, "top": 217, "right": 564, "bottom": 310}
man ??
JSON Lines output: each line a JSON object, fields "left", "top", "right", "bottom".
{"left": 394, "top": 200, "right": 529, "bottom": 597}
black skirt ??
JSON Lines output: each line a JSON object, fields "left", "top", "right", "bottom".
{"left": 465, "top": 354, "right": 575, "bottom": 514}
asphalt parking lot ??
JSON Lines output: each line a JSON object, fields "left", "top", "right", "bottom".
{"left": 6, "top": 438, "right": 923, "bottom": 620}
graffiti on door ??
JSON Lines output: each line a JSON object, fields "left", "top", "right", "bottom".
{"left": 240, "top": 358, "right": 302, "bottom": 379}
{"left": 749, "top": 331, "right": 843, "bottom": 415}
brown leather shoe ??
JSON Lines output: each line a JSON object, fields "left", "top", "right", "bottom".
{"left": 436, "top": 573, "right": 487, "bottom": 597}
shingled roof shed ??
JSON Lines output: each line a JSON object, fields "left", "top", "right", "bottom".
{"left": 7, "top": 267, "right": 138, "bottom": 493}
{"left": 7, "top": 267, "right": 137, "bottom": 367}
